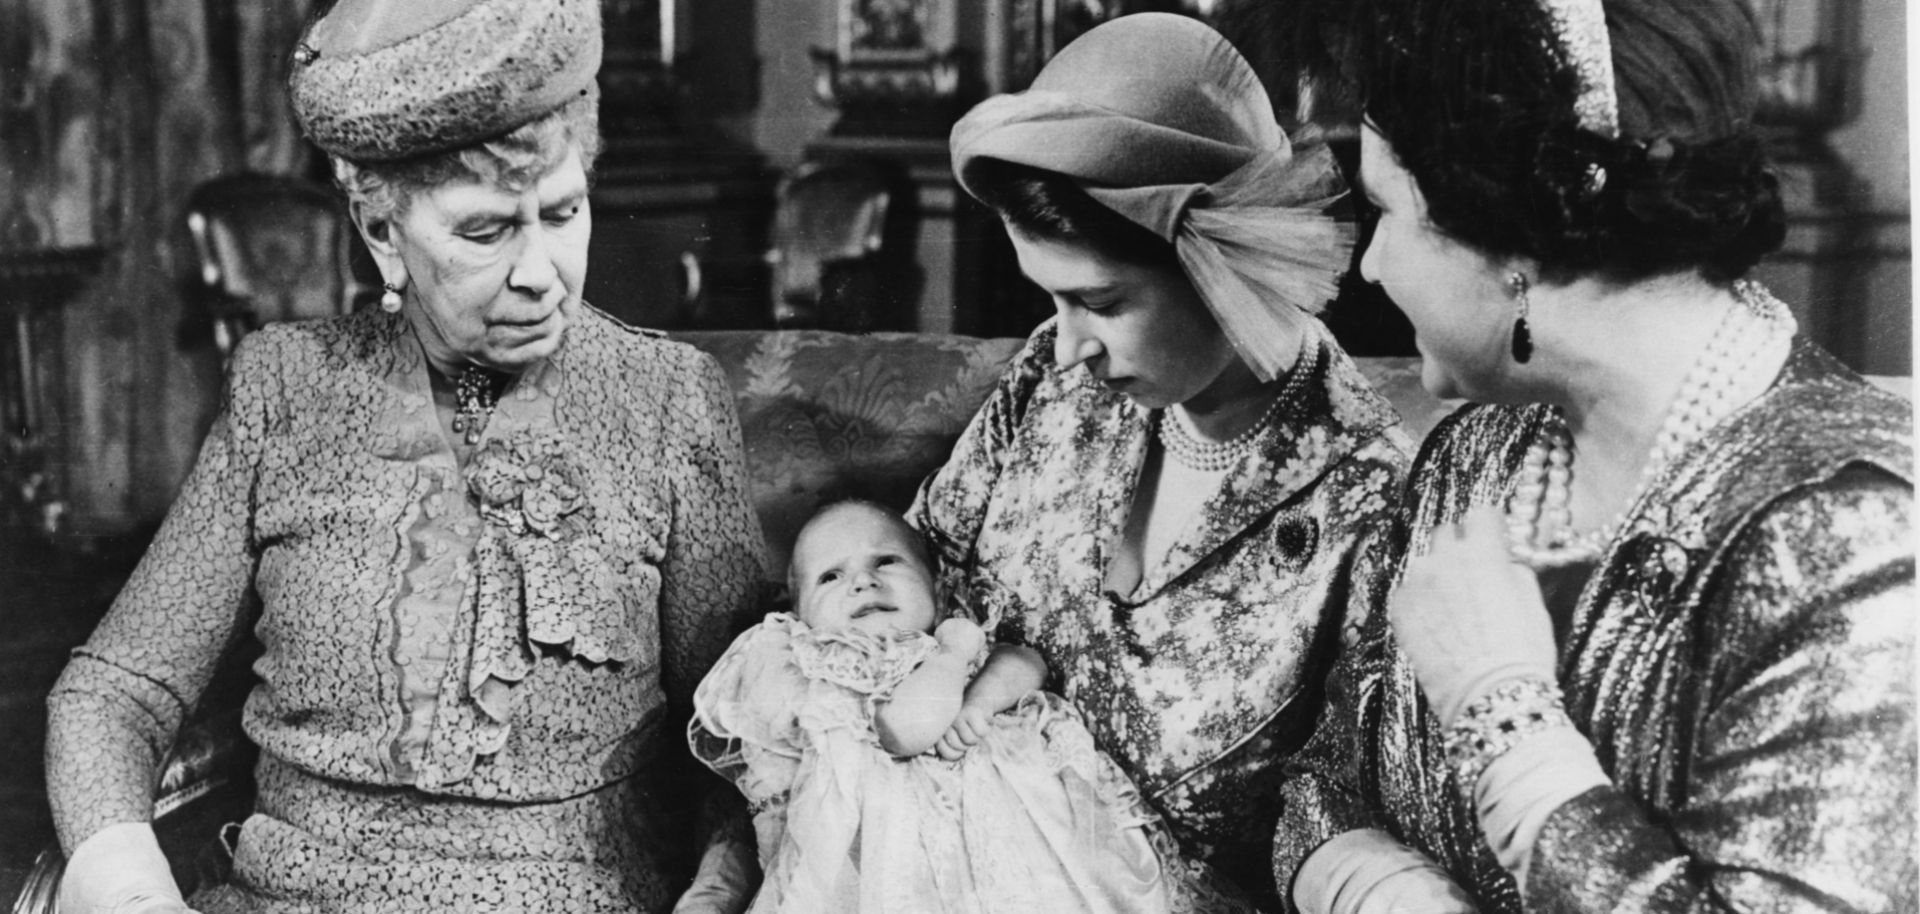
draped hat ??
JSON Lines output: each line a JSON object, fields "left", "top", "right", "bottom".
{"left": 289, "top": 0, "right": 602, "bottom": 162}
{"left": 951, "top": 13, "right": 1354, "bottom": 382}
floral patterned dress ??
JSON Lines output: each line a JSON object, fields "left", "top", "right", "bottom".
{"left": 908, "top": 320, "right": 1407, "bottom": 903}
{"left": 690, "top": 614, "right": 1252, "bottom": 914}
{"left": 46, "top": 305, "right": 766, "bottom": 912}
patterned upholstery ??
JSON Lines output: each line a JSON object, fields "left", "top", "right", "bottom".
{"left": 672, "top": 331, "right": 1025, "bottom": 576}
{"left": 670, "top": 329, "right": 1455, "bottom": 578}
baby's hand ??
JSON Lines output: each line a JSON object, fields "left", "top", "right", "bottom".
{"left": 933, "top": 617, "right": 986, "bottom": 657}
{"left": 934, "top": 700, "right": 995, "bottom": 761}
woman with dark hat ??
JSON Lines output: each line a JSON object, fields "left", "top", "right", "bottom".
{"left": 1270, "top": 1, "right": 1913, "bottom": 911}
{"left": 910, "top": 13, "right": 1408, "bottom": 906}
{"left": 45, "top": 0, "right": 764, "bottom": 910}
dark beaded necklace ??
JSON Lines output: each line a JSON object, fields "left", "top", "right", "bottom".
{"left": 450, "top": 366, "right": 503, "bottom": 446}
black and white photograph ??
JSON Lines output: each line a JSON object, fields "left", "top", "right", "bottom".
{"left": 0, "top": 0, "right": 1911, "bottom": 911}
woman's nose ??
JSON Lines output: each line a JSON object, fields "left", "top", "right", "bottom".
{"left": 1357, "top": 231, "right": 1382, "bottom": 286}
{"left": 508, "top": 226, "right": 561, "bottom": 295}
{"left": 1053, "top": 310, "right": 1103, "bottom": 369}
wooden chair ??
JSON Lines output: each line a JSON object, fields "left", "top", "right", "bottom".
{"left": 764, "top": 159, "right": 919, "bottom": 332}
{"left": 183, "top": 172, "right": 368, "bottom": 357}
{"left": 10, "top": 638, "right": 260, "bottom": 914}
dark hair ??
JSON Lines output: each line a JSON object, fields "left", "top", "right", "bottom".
{"left": 965, "top": 158, "right": 1181, "bottom": 271}
{"left": 1331, "top": 0, "right": 1784, "bottom": 284}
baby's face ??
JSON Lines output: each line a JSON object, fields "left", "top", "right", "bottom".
{"left": 791, "top": 505, "right": 937, "bottom": 637}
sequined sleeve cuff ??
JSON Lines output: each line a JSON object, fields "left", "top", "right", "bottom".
{"left": 1524, "top": 785, "right": 1691, "bottom": 910}
{"left": 1274, "top": 771, "right": 1388, "bottom": 901}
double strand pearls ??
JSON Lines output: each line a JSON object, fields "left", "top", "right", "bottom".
{"left": 1506, "top": 281, "right": 1795, "bottom": 567}
{"left": 1157, "top": 344, "right": 1322, "bottom": 472}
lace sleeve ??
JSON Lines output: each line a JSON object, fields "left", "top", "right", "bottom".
{"left": 661, "top": 351, "right": 769, "bottom": 714}
{"left": 46, "top": 329, "right": 280, "bottom": 852}
{"left": 689, "top": 618, "right": 808, "bottom": 808}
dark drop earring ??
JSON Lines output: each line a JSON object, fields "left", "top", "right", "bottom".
{"left": 1507, "top": 271, "right": 1534, "bottom": 363}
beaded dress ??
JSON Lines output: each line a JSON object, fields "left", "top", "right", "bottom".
{"left": 909, "top": 319, "right": 1407, "bottom": 904}
{"left": 1273, "top": 340, "right": 1915, "bottom": 912}
{"left": 47, "top": 305, "right": 766, "bottom": 912}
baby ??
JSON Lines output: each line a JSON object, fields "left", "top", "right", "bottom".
{"left": 788, "top": 499, "right": 1041, "bottom": 761}
{"left": 689, "top": 500, "right": 1249, "bottom": 914}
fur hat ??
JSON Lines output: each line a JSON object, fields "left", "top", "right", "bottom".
{"left": 289, "top": 0, "right": 602, "bottom": 162}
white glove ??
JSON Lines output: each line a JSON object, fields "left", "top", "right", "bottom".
{"left": 672, "top": 828, "right": 759, "bottom": 914}
{"left": 1391, "top": 508, "right": 1559, "bottom": 726}
{"left": 1474, "top": 728, "right": 1609, "bottom": 887}
{"left": 1294, "top": 829, "right": 1480, "bottom": 914}
{"left": 57, "top": 821, "right": 199, "bottom": 914}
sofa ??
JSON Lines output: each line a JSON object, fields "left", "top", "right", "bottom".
{"left": 675, "top": 329, "right": 1453, "bottom": 578}
{"left": 8, "top": 327, "right": 1454, "bottom": 909}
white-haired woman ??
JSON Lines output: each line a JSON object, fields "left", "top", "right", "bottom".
{"left": 46, "top": 1, "right": 763, "bottom": 911}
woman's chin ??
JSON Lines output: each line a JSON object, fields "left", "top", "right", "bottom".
{"left": 1418, "top": 360, "right": 1468, "bottom": 402}
{"left": 478, "top": 324, "right": 568, "bottom": 371}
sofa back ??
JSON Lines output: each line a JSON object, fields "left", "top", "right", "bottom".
{"left": 673, "top": 329, "right": 1457, "bottom": 579}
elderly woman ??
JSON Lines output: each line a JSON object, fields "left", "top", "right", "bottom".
{"left": 44, "top": 1, "right": 763, "bottom": 911}
{"left": 909, "top": 14, "right": 1407, "bottom": 906}
{"left": 1271, "top": 1, "right": 1914, "bottom": 912}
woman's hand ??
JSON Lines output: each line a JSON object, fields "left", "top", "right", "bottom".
{"left": 1389, "top": 507, "right": 1558, "bottom": 726}
{"left": 672, "top": 791, "right": 758, "bottom": 914}
{"left": 56, "top": 822, "right": 202, "bottom": 914}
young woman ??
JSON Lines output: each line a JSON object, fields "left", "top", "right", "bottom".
{"left": 911, "top": 14, "right": 1408, "bottom": 906}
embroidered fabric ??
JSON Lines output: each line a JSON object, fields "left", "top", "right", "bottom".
{"left": 689, "top": 614, "right": 1255, "bottom": 913}
{"left": 45, "top": 305, "right": 767, "bottom": 909}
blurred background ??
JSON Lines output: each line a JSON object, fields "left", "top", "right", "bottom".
{"left": 0, "top": 0, "right": 1907, "bottom": 872}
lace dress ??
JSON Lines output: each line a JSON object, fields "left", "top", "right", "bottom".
{"left": 47, "top": 306, "right": 767, "bottom": 912}
{"left": 689, "top": 614, "right": 1253, "bottom": 914}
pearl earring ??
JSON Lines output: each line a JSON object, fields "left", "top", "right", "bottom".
{"left": 1507, "top": 271, "right": 1533, "bottom": 364}
{"left": 381, "top": 282, "right": 403, "bottom": 313}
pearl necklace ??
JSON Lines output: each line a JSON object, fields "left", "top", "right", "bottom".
{"left": 1157, "top": 344, "right": 1322, "bottom": 473}
{"left": 1505, "top": 281, "right": 1795, "bottom": 568}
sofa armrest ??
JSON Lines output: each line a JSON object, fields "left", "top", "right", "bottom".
{"left": 8, "top": 849, "right": 59, "bottom": 914}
